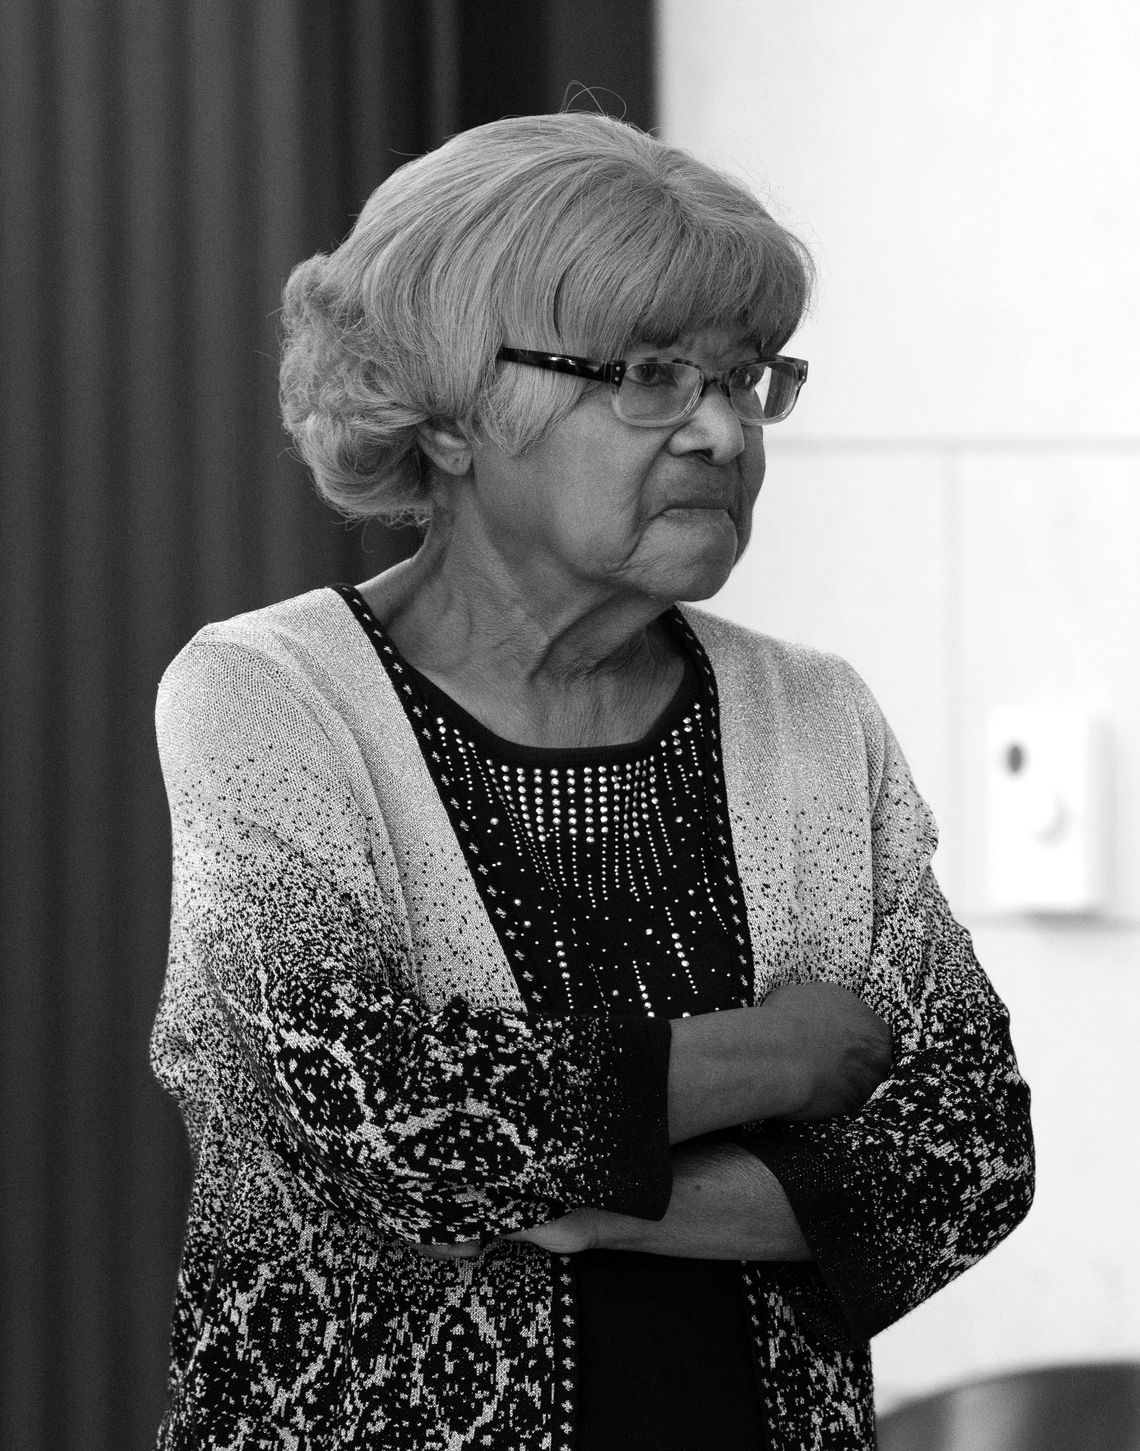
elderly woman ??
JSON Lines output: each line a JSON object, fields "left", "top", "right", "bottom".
{"left": 152, "top": 112, "right": 1033, "bottom": 1450}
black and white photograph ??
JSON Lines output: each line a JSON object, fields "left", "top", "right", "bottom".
{"left": 2, "top": 3, "right": 1137, "bottom": 1448}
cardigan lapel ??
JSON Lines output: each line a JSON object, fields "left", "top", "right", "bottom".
{"left": 318, "top": 587, "right": 526, "bottom": 1016}
{"left": 683, "top": 607, "right": 808, "bottom": 1001}
{"left": 683, "top": 607, "right": 874, "bottom": 1001}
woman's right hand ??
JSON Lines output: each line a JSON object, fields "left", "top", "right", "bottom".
{"left": 668, "top": 983, "right": 893, "bottom": 1142}
{"left": 755, "top": 982, "right": 893, "bottom": 1121}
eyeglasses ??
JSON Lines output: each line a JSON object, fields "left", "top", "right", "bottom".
{"left": 497, "top": 347, "right": 808, "bottom": 428}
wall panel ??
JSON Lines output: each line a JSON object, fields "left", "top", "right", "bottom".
{"left": 660, "top": 0, "right": 1140, "bottom": 1414}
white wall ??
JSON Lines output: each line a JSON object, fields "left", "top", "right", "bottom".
{"left": 658, "top": 0, "right": 1140, "bottom": 1414}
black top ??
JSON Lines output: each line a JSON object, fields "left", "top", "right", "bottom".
{"left": 336, "top": 585, "right": 767, "bottom": 1451}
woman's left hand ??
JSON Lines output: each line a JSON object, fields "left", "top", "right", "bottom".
{"left": 412, "top": 1208, "right": 602, "bottom": 1260}
{"left": 506, "top": 1208, "right": 602, "bottom": 1255}
{"left": 411, "top": 1240, "right": 486, "bottom": 1260}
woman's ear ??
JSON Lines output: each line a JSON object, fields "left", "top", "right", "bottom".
{"left": 416, "top": 420, "right": 473, "bottom": 477}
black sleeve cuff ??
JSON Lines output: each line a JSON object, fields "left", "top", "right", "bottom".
{"left": 556, "top": 1012, "right": 674, "bottom": 1223}
{"left": 740, "top": 1124, "right": 893, "bottom": 1348}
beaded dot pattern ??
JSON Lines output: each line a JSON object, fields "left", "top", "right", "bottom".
{"left": 335, "top": 585, "right": 755, "bottom": 1025}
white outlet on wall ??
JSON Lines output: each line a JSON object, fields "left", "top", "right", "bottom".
{"left": 985, "top": 705, "right": 1109, "bottom": 913}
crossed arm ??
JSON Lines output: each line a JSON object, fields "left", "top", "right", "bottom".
{"left": 506, "top": 1142, "right": 812, "bottom": 1260}
{"left": 424, "top": 980, "right": 893, "bottom": 1262}
{"left": 423, "top": 878, "right": 1034, "bottom": 1355}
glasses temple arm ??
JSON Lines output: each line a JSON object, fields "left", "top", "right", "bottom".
{"left": 497, "top": 348, "right": 621, "bottom": 385}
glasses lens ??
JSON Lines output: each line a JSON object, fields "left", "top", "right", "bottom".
{"left": 616, "top": 361, "right": 702, "bottom": 424}
{"left": 729, "top": 362, "right": 799, "bottom": 425}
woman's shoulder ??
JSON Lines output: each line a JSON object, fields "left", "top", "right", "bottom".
{"left": 155, "top": 585, "right": 385, "bottom": 743}
{"left": 679, "top": 603, "right": 870, "bottom": 704}
{"left": 161, "top": 586, "right": 359, "bottom": 688}
{"left": 680, "top": 606, "right": 928, "bottom": 840}
{"left": 678, "top": 604, "right": 897, "bottom": 772}
{"left": 173, "top": 585, "right": 351, "bottom": 663}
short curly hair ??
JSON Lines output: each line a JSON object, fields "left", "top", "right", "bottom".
{"left": 279, "top": 112, "right": 814, "bottom": 524}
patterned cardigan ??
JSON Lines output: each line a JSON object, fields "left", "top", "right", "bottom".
{"left": 151, "top": 587, "right": 1034, "bottom": 1450}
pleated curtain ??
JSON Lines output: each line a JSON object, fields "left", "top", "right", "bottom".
{"left": 0, "top": 3, "right": 653, "bottom": 1446}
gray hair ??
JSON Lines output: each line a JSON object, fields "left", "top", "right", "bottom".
{"left": 279, "top": 112, "right": 814, "bottom": 524}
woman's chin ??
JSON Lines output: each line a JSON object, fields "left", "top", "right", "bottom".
{"left": 671, "top": 566, "right": 736, "bottom": 603}
{"left": 627, "top": 510, "right": 744, "bottom": 603}
{"left": 661, "top": 542, "right": 741, "bottom": 604}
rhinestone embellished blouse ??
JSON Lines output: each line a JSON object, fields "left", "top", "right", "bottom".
{"left": 336, "top": 584, "right": 767, "bottom": 1449}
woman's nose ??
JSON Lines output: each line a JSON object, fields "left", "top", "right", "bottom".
{"left": 668, "top": 386, "right": 747, "bottom": 464}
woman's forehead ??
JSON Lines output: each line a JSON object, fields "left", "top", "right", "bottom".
{"left": 627, "top": 326, "right": 761, "bottom": 362}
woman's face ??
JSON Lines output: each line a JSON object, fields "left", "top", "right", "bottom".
{"left": 460, "top": 326, "right": 768, "bottom": 612}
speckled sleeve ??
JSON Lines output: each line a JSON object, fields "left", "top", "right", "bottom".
{"left": 744, "top": 668, "right": 1034, "bottom": 1348}
{"left": 155, "top": 640, "right": 673, "bottom": 1244}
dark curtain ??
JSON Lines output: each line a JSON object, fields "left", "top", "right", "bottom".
{"left": 0, "top": 3, "right": 654, "bottom": 1447}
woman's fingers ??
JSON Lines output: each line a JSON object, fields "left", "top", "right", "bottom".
{"left": 411, "top": 1240, "right": 486, "bottom": 1259}
{"left": 505, "top": 1209, "right": 601, "bottom": 1255}
{"left": 760, "top": 982, "right": 893, "bottom": 1120}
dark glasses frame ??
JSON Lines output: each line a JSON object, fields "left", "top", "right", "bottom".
{"left": 497, "top": 347, "right": 809, "bottom": 427}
